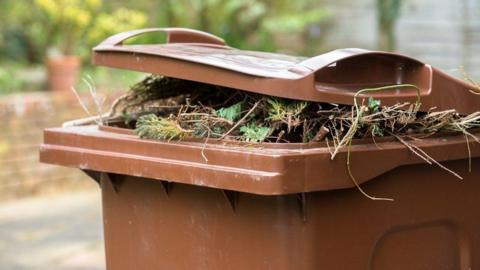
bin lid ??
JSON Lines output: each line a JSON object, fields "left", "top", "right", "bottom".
{"left": 93, "top": 28, "right": 480, "bottom": 114}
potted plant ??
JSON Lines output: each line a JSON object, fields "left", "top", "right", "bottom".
{"left": 34, "top": 0, "right": 101, "bottom": 91}
{"left": 35, "top": 0, "right": 148, "bottom": 92}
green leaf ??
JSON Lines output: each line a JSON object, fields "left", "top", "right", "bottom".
{"left": 266, "top": 98, "right": 307, "bottom": 122}
{"left": 135, "top": 114, "right": 188, "bottom": 141}
{"left": 368, "top": 97, "right": 381, "bottom": 113}
{"left": 215, "top": 102, "right": 242, "bottom": 122}
{"left": 239, "top": 123, "right": 270, "bottom": 143}
{"left": 372, "top": 124, "right": 384, "bottom": 137}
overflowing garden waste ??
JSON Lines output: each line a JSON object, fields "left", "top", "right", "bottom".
{"left": 71, "top": 74, "right": 480, "bottom": 200}
{"left": 108, "top": 75, "right": 480, "bottom": 152}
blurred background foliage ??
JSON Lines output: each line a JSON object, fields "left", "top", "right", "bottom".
{"left": 1, "top": 0, "right": 150, "bottom": 62}
{"left": 0, "top": 0, "right": 330, "bottom": 63}
{"left": 2, "top": 0, "right": 476, "bottom": 95}
{"left": 0, "top": 0, "right": 331, "bottom": 94}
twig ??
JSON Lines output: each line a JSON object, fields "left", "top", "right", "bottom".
{"left": 311, "top": 125, "right": 330, "bottom": 142}
{"left": 276, "top": 130, "right": 285, "bottom": 143}
{"left": 330, "top": 84, "right": 421, "bottom": 160}
{"left": 392, "top": 133, "right": 463, "bottom": 180}
{"left": 346, "top": 140, "right": 394, "bottom": 201}
{"left": 325, "top": 138, "right": 334, "bottom": 156}
{"left": 109, "top": 93, "right": 129, "bottom": 116}
{"left": 83, "top": 76, "right": 105, "bottom": 125}
{"left": 389, "top": 133, "right": 432, "bottom": 164}
{"left": 465, "top": 134, "right": 472, "bottom": 173}
{"left": 201, "top": 125, "right": 210, "bottom": 163}
{"left": 218, "top": 99, "right": 263, "bottom": 140}
{"left": 70, "top": 86, "right": 93, "bottom": 119}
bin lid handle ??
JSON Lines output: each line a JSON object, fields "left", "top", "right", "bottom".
{"left": 291, "top": 48, "right": 424, "bottom": 74}
{"left": 96, "top": 27, "right": 226, "bottom": 48}
{"left": 287, "top": 48, "right": 431, "bottom": 102}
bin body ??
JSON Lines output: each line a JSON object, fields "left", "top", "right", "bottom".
{"left": 100, "top": 158, "right": 480, "bottom": 270}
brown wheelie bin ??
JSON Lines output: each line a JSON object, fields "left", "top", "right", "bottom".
{"left": 40, "top": 28, "right": 480, "bottom": 270}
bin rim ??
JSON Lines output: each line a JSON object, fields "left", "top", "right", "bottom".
{"left": 40, "top": 124, "right": 480, "bottom": 195}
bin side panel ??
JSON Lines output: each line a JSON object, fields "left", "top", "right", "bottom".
{"left": 100, "top": 158, "right": 480, "bottom": 270}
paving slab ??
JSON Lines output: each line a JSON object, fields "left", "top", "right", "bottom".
{"left": 0, "top": 190, "right": 105, "bottom": 270}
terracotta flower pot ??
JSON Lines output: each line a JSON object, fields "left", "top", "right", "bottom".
{"left": 45, "top": 56, "right": 81, "bottom": 92}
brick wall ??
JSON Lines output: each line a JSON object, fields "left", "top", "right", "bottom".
{"left": 0, "top": 91, "right": 118, "bottom": 201}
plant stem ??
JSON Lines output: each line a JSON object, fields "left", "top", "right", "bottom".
{"left": 218, "top": 99, "right": 263, "bottom": 140}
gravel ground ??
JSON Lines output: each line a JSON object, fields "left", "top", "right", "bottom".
{"left": 0, "top": 190, "right": 105, "bottom": 270}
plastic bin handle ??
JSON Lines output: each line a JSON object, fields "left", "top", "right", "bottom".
{"left": 289, "top": 48, "right": 431, "bottom": 101}
{"left": 294, "top": 48, "right": 425, "bottom": 72}
{"left": 97, "top": 27, "right": 226, "bottom": 47}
